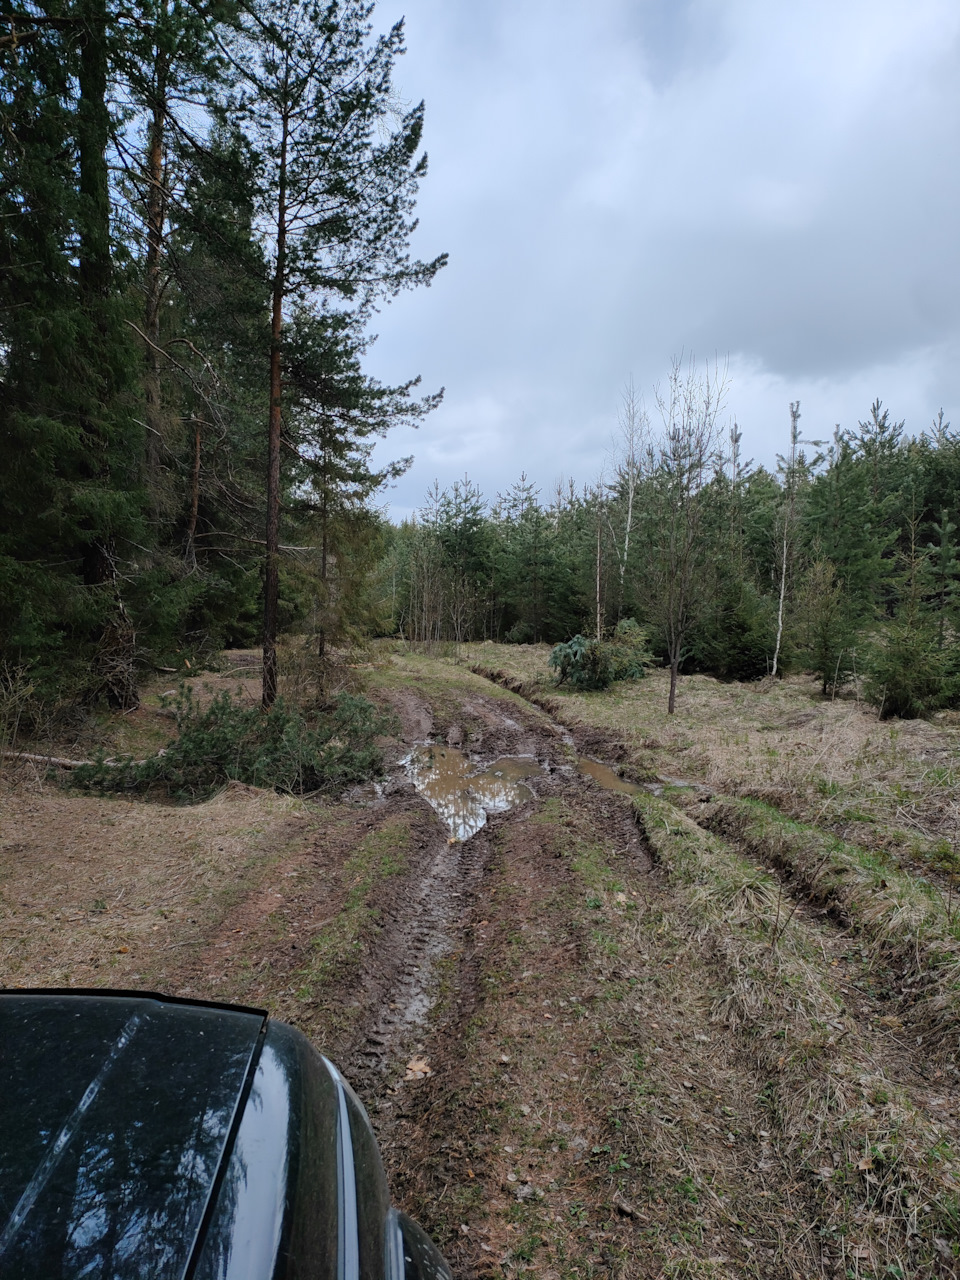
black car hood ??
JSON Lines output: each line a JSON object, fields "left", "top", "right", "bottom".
{"left": 0, "top": 992, "right": 265, "bottom": 1279}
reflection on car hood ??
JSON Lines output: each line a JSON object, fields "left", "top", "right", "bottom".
{"left": 0, "top": 992, "right": 264, "bottom": 1279}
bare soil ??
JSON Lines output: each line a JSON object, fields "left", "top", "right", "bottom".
{"left": 2, "top": 646, "right": 959, "bottom": 1278}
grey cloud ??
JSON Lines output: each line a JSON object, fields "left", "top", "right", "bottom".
{"left": 366, "top": 0, "right": 960, "bottom": 513}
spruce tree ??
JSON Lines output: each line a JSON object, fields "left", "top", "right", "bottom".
{"left": 793, "top": 555, "right": 860, "bottom": 695}
{"left": 0, "top": 1, "right": 143, "bottom": 703}
{"left": 116, "top": 0, "right": 237, "bottom": 516}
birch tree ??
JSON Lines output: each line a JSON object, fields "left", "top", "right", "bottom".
{"left": 771, "top": 401, "right": 800, "bottom": 676}
{"left": 637, "top": 358, "right": 727, "bottom": 713}
{"left": 606, "top": 378, "right": 646, "bottom": 619}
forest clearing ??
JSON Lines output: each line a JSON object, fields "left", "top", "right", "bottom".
{"left": 3, "top": 4, "right": 960, "bottom": 1274}
{"left": 3, "top": 643, "right": 959, "bottom": 1280}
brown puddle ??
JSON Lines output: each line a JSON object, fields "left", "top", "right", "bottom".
{"left": 402, "top": 747, "right": 541, "bottom": 841}
{"left": 577, "top": 757, "right": 644, "bottom": 795}
{"left": 577, "top": 757, "right": 696, "bottom": 797}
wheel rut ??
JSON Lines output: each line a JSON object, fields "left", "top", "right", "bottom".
{"left": 339, "top": 680, "right": 655, "bottom": 1121}
{"left": 342, "top": 818, "right": 492, "bottom": 1094}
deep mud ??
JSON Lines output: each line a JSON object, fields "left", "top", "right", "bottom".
{"left": 342, "top": 679, "right": 650, "bottom": 1088}
{"left": 342, "top": 811, "right": 491, "bottom": 1093}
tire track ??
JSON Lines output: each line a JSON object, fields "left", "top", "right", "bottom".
{"left": 343, "top": 817, "right": 493, "bottom": 1092}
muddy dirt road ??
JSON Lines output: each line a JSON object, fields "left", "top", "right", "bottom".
{"left": 2, "top": 652, "right": 959, "bottom": 1278}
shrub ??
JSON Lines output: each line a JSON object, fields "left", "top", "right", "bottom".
{"left": 686, "top": 584, "right": 776, "bottom": 681}
{"left": 548, "top": 635, "right": 612, "bottom": 690}
{"left": 72, "top": 686, "right": 394, "bottom": 799}
{"left": 504, "top": 620, "right": 536, "bottom": 644}
{"left": 549, "top": 623, "right": 654, "bottom": 691}
{"left": 606, "top": 618, "right": 655, "bottom": 680}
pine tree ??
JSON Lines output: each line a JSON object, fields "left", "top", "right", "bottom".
{"left": 281, "top": 312, "right": 439, "bottom": 662}
{"left": 865, "top": 506, "right": 957, "bottom": 720}
{"left": 116, "top": 0, "right": 237, "bottom": 516}
{"left": 222, "top": 0, "right": 446, "bottom": 705}
{"left": 431, "top": 476, "right": 492, "bottom": 644}
{"left": 496, "top": 477, "right": 564, "bottom": 642}
{"left": 927, "top": 509, "right": 958, "bottom": 648}
{"left": 793, "top": 555, "right": 860, "bottom": 695}
{"left": 805, "top": 428, "right": 890, "bottom": 613}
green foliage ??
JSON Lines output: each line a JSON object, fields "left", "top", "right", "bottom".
{"left": 503, "top": 620, "right": 535, "bottom": 644}
{"left": 384, "top": 396, "right": 960, "bottom": 715}
{"left": 804, "top": 421, "right": 899, "bottom": 611}
{"left": 547, "top": 622, "right": 651, "bottom": 692}
{"left": 862, "top": 507, "right": 960, "bottom": 719}
{"left": 926, "top": 507, "right": 959, "bottom": 644}
{"left": 495, "top": 477, "right": 583, "bottom": 642}
{"left": 549, "top": 636, "right": 613, "bottom": 691}
{"left": 864, "top": 618, "right": 958, "bottom": 720}
{"left": 687, "top": 583, "right": 776, "bottom": 681}
{"left": 7, "top": 0, "right": 960, "bottom": 734}
{"left": 606, "top": 618, "right": 654, "bottom": 679}
{"left": 72, "top": 687, "right": 394, "bottom": 799}
{"left": 794, "top": 556, "right": 861, "bottom": 694}
{"left": 0, "top": 0, "right": 444, "bottom": 712}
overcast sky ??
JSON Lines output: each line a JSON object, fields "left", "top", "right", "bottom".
{"left": 364, "top": 0, "right": 960, "bottom": 518}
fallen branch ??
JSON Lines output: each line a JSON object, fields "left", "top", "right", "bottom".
{"left": 2, "top": 750, "right": 92, "bottom": 769}
{"left": 2, "top": 748, "right": 165, "bottom": 770}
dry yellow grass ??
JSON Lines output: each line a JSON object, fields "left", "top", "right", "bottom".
{"left": 0, "top": 771, "right": 316, "bottom": 989}
{"left": 457, "top": 641, "right": 960, "bottom": 871}
{"left": 634, "top": 792, "right": 960, "bottom": 1272}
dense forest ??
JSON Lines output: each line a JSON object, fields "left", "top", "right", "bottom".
{"left": 2, "top": 2, "right": 959, "bottom": 726}
{"left": 381, "top": 370, "right": 960, "bottom": 719}
{"left": 0, "top": 0, "right": 444, "bottom": 713}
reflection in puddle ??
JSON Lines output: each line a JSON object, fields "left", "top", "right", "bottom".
{"left": 577, "top": 757, "right": 644, "bottom": 796}
{"left": 403, "top": 747, "right": 540, "bottom": 841}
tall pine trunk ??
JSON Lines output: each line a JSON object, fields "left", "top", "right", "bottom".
{"left": 143, "top": 40, "right": 169, "bottom": 509}
{"left": 76, "top": 0, "right": 139, "bottom": 707}
{"left": 77, "top": 0, "right": 111, "bottom": 318}
{"left": 76, "top": 0, "right": 113, "bottom": 590}
{"left": 317, "top": 470, "right": 328, "bottom": 664}
{"left": 262, "top": 110, "right": 289, "bottom": 709}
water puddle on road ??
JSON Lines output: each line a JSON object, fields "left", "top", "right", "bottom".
{"left": 402, "top": 746, "right": 541, "bottom": 841}
{"left": 577, "top": 757, "right": 645, "bottom": 795}
{"left": 577, "top": 757, "right": 695, "bottom": 797}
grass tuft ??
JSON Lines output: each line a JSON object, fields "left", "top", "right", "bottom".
{"left": 700, "top": 794, "right": 960, "bottom": 1032}
{"left": 633, "top": 791, "right": 960, "bottom": 1267}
